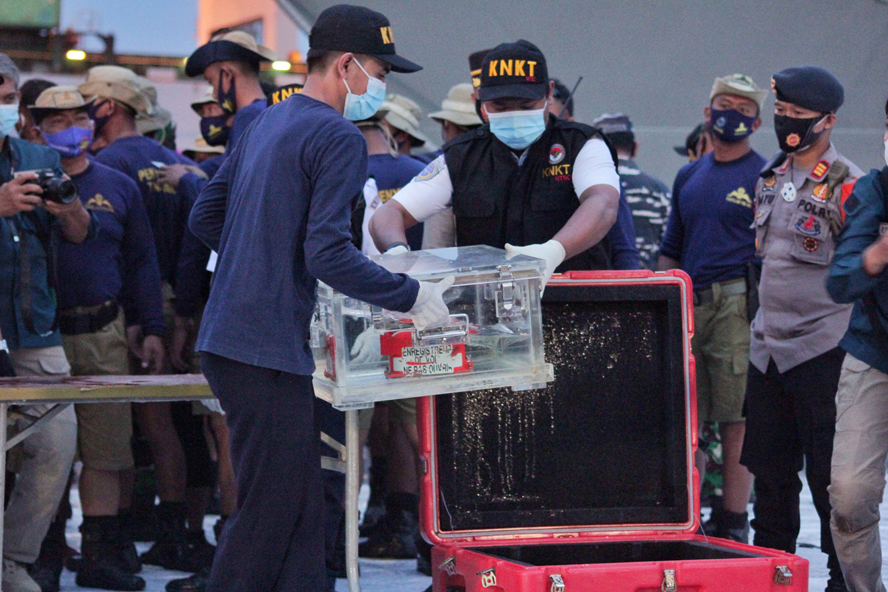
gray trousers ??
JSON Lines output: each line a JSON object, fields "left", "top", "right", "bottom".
{"left": 4, "top": 346, "right": 77, "bottom": 564}
{"left": 829, "top": 353, "right": 888, "bottom": 592}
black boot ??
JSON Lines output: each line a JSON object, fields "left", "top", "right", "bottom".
{"left": 140, "top": 502, "right": 209, "bottom": 572}
{"left": 714, "top": 509, "right": 750, "bottom": 544}
{"left": 359, "top": 492, "right": 419, "bottom": 559}
{"left": 360, "top": 456, "right": 388, "bottom": 537}
{"left": 166, "top": 568, "right": 210, "bottom": 592}
{"left": 115, "top": 511, "right": 142, "bottom": 574}
{"left": 76, "top": 516, "right": 146, "bottom": 591}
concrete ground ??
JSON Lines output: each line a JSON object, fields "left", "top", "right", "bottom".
{"left": 58, "top": 474, "right": 888, "bottom": 592}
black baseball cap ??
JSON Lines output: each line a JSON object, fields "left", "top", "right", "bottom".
{"left": 479, "top": 40, "right": 548, "bottom": 101}
{"left": 673, "top": 122, "right": 705, "bottom": 156}
{"left": 309, "top": 4, "right": 421, "bottom": 74}
{"left": 468, "top": 48, "right": 493, "bottom": 89}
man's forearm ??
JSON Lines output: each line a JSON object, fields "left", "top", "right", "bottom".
{"left": 58, "top": 205, "right": 91, "bottom": 243}
{"left": 553, "top": 185, "right": 619, "bottom": 259}
{"left": 369, "top": 201, "right": 415, "bottom": 252}
{"left": 656, "top": 255, "right": 680, "bottom": 271}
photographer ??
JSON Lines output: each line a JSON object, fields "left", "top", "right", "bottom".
{"left": 0, "top": 54, "right": 92, "bottom": 592}
{"left": 29, "top": 85, "right": 166, "bottom": 591}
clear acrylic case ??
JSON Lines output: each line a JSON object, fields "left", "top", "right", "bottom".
{"left": 311, "top": 246, "right": 554, "bottom": 409}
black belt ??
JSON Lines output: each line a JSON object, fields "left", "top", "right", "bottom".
{"left": 693, "top": 279, "right": 747, "bottom": 306}
{"left": 59, "top": 301, "right": 119, "bottom": 335}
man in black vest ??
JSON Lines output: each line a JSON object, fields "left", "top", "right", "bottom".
{"left": 369, "top": 40, "right": 620, "bottom": 284}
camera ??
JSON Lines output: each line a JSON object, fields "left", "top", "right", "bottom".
{"left": 33, "top": 169, "right": 78, "bottom": 205}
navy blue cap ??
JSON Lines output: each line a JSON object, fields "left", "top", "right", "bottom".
{"left": 592, "top": 112, "right": 633, "bottom": 135}
{"left": 309, "top": 4, "right": 421, "bottom": 74}
{"left": 771, "top": 66, "right": 844, "bottom": 113}
{"left": 185, "top": 31, "right": 275, "bottom": 78}
{"left": 479, "top": 40, "right": 548, "bottom": 101}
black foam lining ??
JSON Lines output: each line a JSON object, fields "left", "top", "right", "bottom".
{"left": 470, "top": 539, "right": 764, "bottom": 566}
{"left": 433, "top": 283, "right": 689, "bottom": 532}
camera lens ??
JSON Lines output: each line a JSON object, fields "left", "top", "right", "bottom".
{"left": 44, "top": 178, "right": 78, "bottom": 205}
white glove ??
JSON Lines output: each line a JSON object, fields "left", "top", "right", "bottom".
{"left": 201, "top": 398, "right": 225, "bottom": 415}
{"left": 408, "top": 275, "right": 456, "bottom": 331}
{"left": 385, "top": 244, "right": 409, "bottom": 255}
{"left": 350, "top": 327, "right": 382, "bottom": 365}
{"left": 505, "top": 239, "right": 566, "bottom": 288}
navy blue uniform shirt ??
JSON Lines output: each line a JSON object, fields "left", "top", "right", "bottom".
{"left": 57, "top": 161, "right": 164, "bottom": 336}
{"left": 827, "top": 169, "right": 888, "bottom": 375}
{"left": 190, "top": 93, "right": 420, "bottom": 375}
{"left": 0, "top": 137, "right": 94, "bottom": 349}
{"left": 609, "top": 191, "right": 641, "bottom": 270}
{"left": 368, "top": 153, "right": 426, "bottom": 250}
{"left": 95, "top": 135, "right": 197, "bottom": 286}
{"left": 660, "top": 150, "right": 764, "bottom": 289}
{"left": 228, "top": 99, "right": 265, "bottom": 153}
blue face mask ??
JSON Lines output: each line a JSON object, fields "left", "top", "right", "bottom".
{"left": 41, "top": 125, "right": 94, "bottom": 158}
{"left": 0, "top": 104, "right": 19, "bottom": 138}
{"left": 487, "top": 103, "right": 548, "bottom": 150}
{"left": 342, "top": 59, "right": 386, "bottom": 121}
{"left": 709, "top": 107, "right": 756, "bottom": 143}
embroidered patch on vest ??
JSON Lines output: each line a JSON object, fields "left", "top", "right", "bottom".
{"left": 549, "top": 144, "right": 565, "bottom": 164}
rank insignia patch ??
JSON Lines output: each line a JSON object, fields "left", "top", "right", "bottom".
{"left": 810, "top": 160, "right": 830, "bottom": 181}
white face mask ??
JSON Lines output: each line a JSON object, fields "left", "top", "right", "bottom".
{"left": 0, "top": 104, "right": 19, "bottom": 139}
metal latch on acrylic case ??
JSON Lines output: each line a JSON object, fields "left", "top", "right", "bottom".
{"left": 774, "top": 566, "right": 792, "bottom": 585}
{"left": 549, "top": 574, "right": 565, "bottom": 592}
{"left": 495, "top": 264, "right": 515, "bottom": 316}
{"left": 661, "top": 569, "right": 677, "bottom": 592}
{"left": 416, "top": 314, "right": 469, "bottom": 346}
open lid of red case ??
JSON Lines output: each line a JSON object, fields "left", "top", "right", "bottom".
{"left": 419, "top": 270, "right": 699, "bottom": 545}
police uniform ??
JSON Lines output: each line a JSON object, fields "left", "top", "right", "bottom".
{"left": 390, "top": 41, "right": 621, "bottom": 273}
{"left": 740, "top": 66, "right": 859, "bottom": 589}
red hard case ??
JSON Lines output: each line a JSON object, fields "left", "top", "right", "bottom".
{"left": 418, "top": 270, "right": 808, "bottom": 592}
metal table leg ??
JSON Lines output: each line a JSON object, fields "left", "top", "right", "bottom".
{"left": 345, "top": 409, "right": 361, "bottom": 592}
{"left": 1, "top": 402, "right": 7, "bottom": 592}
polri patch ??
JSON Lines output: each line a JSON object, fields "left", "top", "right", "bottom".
{"left": 416, "top": 158, "right": 444, "bottom": 182}
{"left": 811, "top": 183, "right": 828, "bottom": 203}
{"left": 795, "top": 215, "right": 822, "bottom": 236}
{"left": 549, "top": 144, "right": 565, "bottom": 164}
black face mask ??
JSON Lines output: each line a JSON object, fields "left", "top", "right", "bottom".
{"left": 88, "top": 100, "right": 112, "bottom": 135}
{"left": 774, "top": 113, "right": 827, "bottom": 153}
{"left": 200, "top": 114, "right": 230, "bottom": 146}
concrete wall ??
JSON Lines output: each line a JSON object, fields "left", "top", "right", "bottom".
{"left": 282, "top": 0, "right": 888, "bottom": 186}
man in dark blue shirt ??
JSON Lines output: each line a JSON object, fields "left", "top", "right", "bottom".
{"left": 78, "top": 64, "right": 207, "bottom": 573}
{"left": 658, "top": 73, "right": 768, "bottom": 543}
{"left": 185, "top": 30, "right": 272, "bottom": 155}
{"left": 0, "top": 54, "right": 93, "bottom": 592}
{"left": 29, "top": 85, "right": 165, "bottom": 591}
{"left": 188, "top": 6, "right": 450, "bottom": 590}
